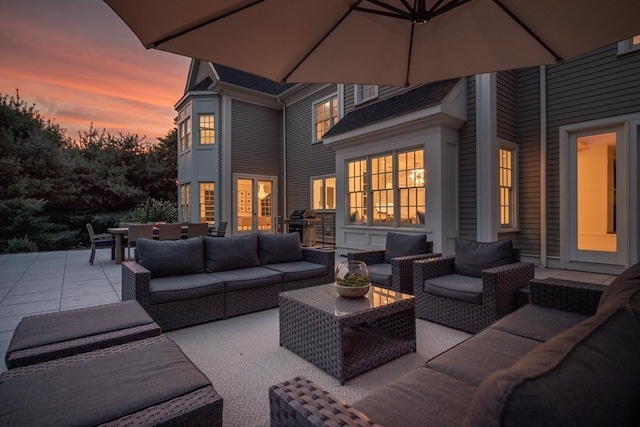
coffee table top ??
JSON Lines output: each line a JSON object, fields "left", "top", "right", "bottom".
{"left": 280, "top": 284, "right": 414, "bottom": 317}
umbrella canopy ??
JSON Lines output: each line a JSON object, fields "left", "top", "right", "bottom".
{"left": 105, "top": 0, "right": 640, "bottom": 87}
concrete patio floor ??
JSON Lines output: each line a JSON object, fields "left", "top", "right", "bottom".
{"left": 0, "top": 248, "right": 618, "bottom": 372}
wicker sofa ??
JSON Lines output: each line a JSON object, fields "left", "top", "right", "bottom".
{"left": 270, "top": 261, "right": 640, "bottom": 427}
{"left": 123, "top": 232, "right": 334, "bottom": 330}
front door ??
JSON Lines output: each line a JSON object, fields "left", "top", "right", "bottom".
{"left": 236, "top": 177, "right": 276, "bottom": 234}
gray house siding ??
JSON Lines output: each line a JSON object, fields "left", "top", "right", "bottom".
{"left": 458, "top": 77, "right": 477, "bottom": 240}
{"left": 285, "top": 86, "right": 337, "bottom": 214}
{"left": 516, "top": 67, "right": 542, "bottom": 256}
{"left": 194, "top": 61, "right": 215, "bottom": 86}
{"left": 344, "top": 84, "right": 413, "bottom": 116}
{"left": 545, "top": 43, "right": 640, "bottom": 258}
{"left": 497, "top": 71, "right": 518, "bottom": 142}
{"left": 218, "top": 96, "right": 224, "bottom": 217}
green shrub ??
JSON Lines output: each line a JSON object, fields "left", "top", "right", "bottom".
{"left": 121, "top": 198, "right": 178, "bottom": 224}
{"left": 5, "top": 236, "right": 38, "bottom": 253}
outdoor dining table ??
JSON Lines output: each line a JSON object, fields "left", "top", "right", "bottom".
{"left": 107, "top": 224, "right": 214, "bottom": 264}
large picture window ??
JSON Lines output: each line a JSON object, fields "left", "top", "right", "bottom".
{"left": 199, "top": 182, "right": 215, "bottom": 223}
{"left": 313, "top": 94, "right": 339, "bottom": 142}
{"left": 312, "top": 176, "right": 336, "bottom": 211}
{"left": 179, "top": 117, "right": 191, "bottom": 152}
{"left": 180, "top": 183, "right": 191, "bottom": 221}
{"left": 199, "top": 114, "right": 214, "bottom": 144}
{"left": 347, "top": 148, "right": 425, "bottom": 226}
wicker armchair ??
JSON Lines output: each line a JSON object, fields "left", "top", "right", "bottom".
{"left": 413, "top": 239, "right": 534, "bottom": 333}
{"left": 348, "top": 232, "right": 437, "bottom": 294}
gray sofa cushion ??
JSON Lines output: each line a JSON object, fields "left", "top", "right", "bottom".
{"left": 258, "top": 233, "right": 303, "bottom": 265}
{"left": 351, "top": 366, "right": 476, "bottom": 427}
{"left": 368, "top": 262, "right": 392, "bottom": 287}
{"left": 427, "top": 328, "right": 540, "bottom": 387}
{"left": 263, "top": 261, "right": 327, "bottom": 282}
{"left": 149, "top": 274, "right": 224, "bottom": 304}
{"left": 209, "top": 266, "right": 282, "bottom": 292}
{"left": 204, "top": 234, "right": 260, "bottom": 272}
{"left": 454, "top": 238, "right": 513, "bottom": 278}
{"left": 464, "top": 307, "right": 640, "bottom": 427}
{"left": 424, "top": 274, "right": 483, "bottom": 305}
{"left": 384, "top": 232, "right": 427, "bottom": 263}
{"left": 136, "top": 237, "right": 204, "bottom": 278}
{"left": 597, "top": 260, "right": 640, "bottom": 313}
{"left": 490, "top": 304, "right": 588, "bottom": 342}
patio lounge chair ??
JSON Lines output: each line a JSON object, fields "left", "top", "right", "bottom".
{"left": 86, "top": 223, "right": 115, "bottom": 265}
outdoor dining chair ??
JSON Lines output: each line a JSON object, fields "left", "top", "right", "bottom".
{"left": 86, "top": 223, "right": 115, "bottom": 265}
{"left": 158, "top": 223, "right": 183, "bottom": 240}
{"left": 126, "top": 223, "right": 154, "bottom": 260}
{"left": 187, "top": 222, "right": 209, "bottom": 238}
{"left": 212, "top": 221, "right": 227, "bottom": 237}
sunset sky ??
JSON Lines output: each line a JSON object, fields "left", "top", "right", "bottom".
{"left": 0, "top": 0, "right": 191, "bottom": 142}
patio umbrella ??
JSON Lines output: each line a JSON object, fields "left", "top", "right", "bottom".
{"left": 105, "top": 0, "right": 640, "bottom": 87}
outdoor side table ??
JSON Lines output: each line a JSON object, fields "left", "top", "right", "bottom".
{"left": 279, "top": 284, "right": 416, "bottom": 385}
{"left": 5, "top": 300, "right": 161, "bottom": 369}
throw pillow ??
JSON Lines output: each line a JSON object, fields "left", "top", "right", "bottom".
{"left": 136, "top": 237, "right": 204, "bottom": 278}
{"left": 597, "top": 261, "right": 640, "bottom": 314}
{"left": 383, "top": 232, "right": 427, "bottom": 263}
{"left": 258, "top": 233, "right": 303, "bottom": 265}
{"left": 204, "top": 234, "right": 260, "bottom": 272}
{"left": 454, "top": 238, "right": 513, "bottom": 278}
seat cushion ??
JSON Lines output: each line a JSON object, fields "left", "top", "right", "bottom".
{"left": 490, "top": 304, "right": 588, "bottom": 342}
{"left": 597, "top": 260, "right": 640, "bottom": 313}
{"left": 427, "top": 328, "right": 541, "bottom": 387}
{"left": 257, "top": 233, "right": 303, "bottom": 265}
{"left": 204, "top": 234, "right": 260, "bottom": 272}
{"left": 454, "top": 238, "right": 513, "bottom": 278}
{"left": 367, "top": 262, "right": 392, "bottom": 287}
{"left": 464, "top": 307, "right": 640, "bottom": 427}
{"left": 149, "top": 274, "right": 224, "bottom": 304}
{"left": 424, "top": 274, "right": 483, "bottom": 305}
{"left": 210, "top": 267, "right": 282, "bottom": 292}
{"left": 384, "top": 232, "right": 427, "bottom": 263}
{"left": 263, "top": 261, "right": 326, "bottom": 282}
{"left": 136, "top": 237, "right": 204, "bottom": 278}
{"left": 351, "top": 366, "right": 476, "bottom": 427}
{"left": 0, "top": 337, "right": 212, "bottom": 427}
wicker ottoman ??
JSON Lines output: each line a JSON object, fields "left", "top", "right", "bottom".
{"left": 0, "top": 335, "right": 223, "bottom": 426}
{"left": 5, "top": 300, "right": 161, "bottom": 369}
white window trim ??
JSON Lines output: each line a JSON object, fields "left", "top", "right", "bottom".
{"left": 198, "top": 113, "right": 215, "bottom": 146}
{"left": 498, "top": 138, "right": 519, "bottom": 233}
{"left": 310, "top": 174, "right": 336, "bottom": 211}
{"left": 617, "top": 35, "right": 640, "bottom": 56}
{"left": 311, "top": 92, "right": 339, "bottom": 144}
{"left": 354, "top": 84, "right": 379, "bottom": 105}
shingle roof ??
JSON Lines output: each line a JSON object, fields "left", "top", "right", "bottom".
{"left": 213, "top": 63, "right": 294, "bottom": 95}
{"left": 323, "top": 78, "right": 461, "bottom": 138}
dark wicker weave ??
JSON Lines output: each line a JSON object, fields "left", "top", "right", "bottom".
{"left": 282, "top": 248, "right": 336, "bottom": 291}
{"left": 348, "top": 242, "right": 436, "bottom": 294}
{"left": 413, "top": 250, "right": 534, "bottom": 333}
{"left": 226, "top": 283, "right": 281, "bottom": 318}
{"left": 280, "top": 284, "right": 416, "bottom": 385}
{"left": 528, "top": 277, "right": 605, "bottom": 316}
{"left": 269, "top": 376, "right": 381, "bottom": 427}
{"left": 122, "top": 261, "right": 226, "bottom": 331}
{"left": 1, "top": 336, "right": 223, "bottom": 427}
{"left": 5, "top": 301, "right": 162, "bottom": 369}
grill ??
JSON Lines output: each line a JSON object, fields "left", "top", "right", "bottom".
{"left": 284, "top": 210, "right": 321, "bottom": 247}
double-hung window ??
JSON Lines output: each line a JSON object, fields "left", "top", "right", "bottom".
{"left": 312, "top": 176, "right": 336, "bottom": 211}
{"left": 346, "top": 148, "right": 425, "bottom": 226}
{"left": 179, "top": 117, "right": 191, "bottom": 152}
{"left": 354, "top": 84, "right": 378, "bottom": 105}
{"left": 180, "top": 183, "right": 191, "bottom": 221}
{"left": 313, "top": 94, "right": 339, "bottom": 142}
{"left": 499, "top": 143, "right": 517, "bottom": 229}
{"left": 199, "top": 114, "right": 214, "bottom": 145}
{"left": 199, "top": 182, "right": 215, "bottom": 223}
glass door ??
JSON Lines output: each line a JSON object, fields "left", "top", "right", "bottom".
{"left": 236, "top": 177, "right": 275, "bottom": 234}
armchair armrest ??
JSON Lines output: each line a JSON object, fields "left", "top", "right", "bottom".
{"left": 121, "top": 261, "right": 151, "bottom": 307}
{"left": 391, "top": 253, "right": 441, "bottom": 294}
{"left": 348, "top": 249, "right": 386, "bottom": 265}
{"left": 302, "top": 248, "right": 335, "bottom": 271}
{"left": 529, "top": 278, "right": 605, "bottom": 316}
{"left": 413, "top": 255, "right": 456, "bottom": 295}
{"left": 269, "top": 376, "right": 381, "bottom": 427}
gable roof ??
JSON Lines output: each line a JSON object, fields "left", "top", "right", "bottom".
{"left": 323, "top": 78, "right": 461, "bottom": 138}
{"left": 213, "top": 63, "right": 294, "bottom": 95}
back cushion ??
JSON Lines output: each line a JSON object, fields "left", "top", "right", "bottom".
{"left": 204, "top": 234, "right": 260, "bottom": 272}
{"left": 258, "top": 233, "right": 303, "bottom": 265}
{"left": 597, "top": 261, "right": 640, "bottom": 314}
{"left": 454, "top": 238, "right": 513, "bottom": 278}
{"left": 136, "top": 237, "right": 204, "bottom": 278}
{"left": 464, "top": 307, "right": 640, "bottom": 427}
{"left": 384, "top": 233, "right": 427, "bottom": 263}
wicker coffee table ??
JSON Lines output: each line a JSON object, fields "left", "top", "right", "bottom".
{"left": 279, "top": 284, "right": 416, "bottom": 384}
